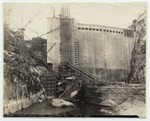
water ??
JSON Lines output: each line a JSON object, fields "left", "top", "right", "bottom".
{"left": 64, "top": 102, "right": 108, "bottom": 117}
{"left": 14, "top": 101, "right": 107, "bottom": 117}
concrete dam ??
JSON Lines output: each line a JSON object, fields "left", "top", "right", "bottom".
{"left": 3, "top": 3, "right": 146, "bottom": 117}
{"left": 47, "top": 14, "right": 135, "bottom": 82}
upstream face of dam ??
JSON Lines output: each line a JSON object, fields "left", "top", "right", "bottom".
{"left": 47, "top": 9, "right": 135, "bottom": 82}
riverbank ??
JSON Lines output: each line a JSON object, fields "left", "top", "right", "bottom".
{"left": 98, "top": 84, "right": 146, "bottom": 118}
{"left": 6, "top": 101, "right": 107, "bottom": 117}
{"left": 11, "top": 100, "right": 75, "bottom": 117}
{"left": 4, "top": 100, "right": 141, "bottom": 117}
{"left": 114, "top": 97, "right": 146, "bottom": 118}
{"left": 98, "top": 97, "right": 146, "bottom": 118}
{"left": 114, "top": 84, "right": 146, "bottom": 118}
{"left": 4, "top": 90, "right": 45, "bottom": 115}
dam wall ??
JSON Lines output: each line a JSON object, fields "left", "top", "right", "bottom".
{"left": 47, "top": 17, "right": 135, "bottom": 82}
{"left": 72, "top": 23, "right": 135, "bottom": 81}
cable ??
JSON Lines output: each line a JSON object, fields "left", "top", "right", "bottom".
{"left": 24, "top": 4, "right": 51, "bottom": 28}
{"left": 10, "top": 20, "right": 58, "bottom": 66}
{"left": 25, "top": 26, "right": 39, "bottom": 37}
{"left": 40, "top": 15, "right": 80, "bottom": 37}
{"left": 47, "top": 43, "right": 56, "bottom": 54}
{"left": 40, "top": 26, "right": 60, "bottom": 37}
{"left": 47, "top": 55, "right": 55, "bottom": 63}
{"left": 10, "top": 21, "right": 31, "bottom": 40}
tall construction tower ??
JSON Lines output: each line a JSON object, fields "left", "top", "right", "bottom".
{"left": 59, "top": 4, "right": 74, "bottom": 64}
{"left": 60, "top": 4, "right": 70, "bottom": 18}
{"left": 47, "top": 3, "right": 74, "bottom": 70}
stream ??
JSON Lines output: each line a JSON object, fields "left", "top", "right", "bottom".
{"left": 13, "top": 101, "right": 109, "bottom": 117}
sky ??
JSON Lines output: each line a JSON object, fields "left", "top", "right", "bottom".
{"left": 3, "top": 2, "right": 147, "bottom": 39}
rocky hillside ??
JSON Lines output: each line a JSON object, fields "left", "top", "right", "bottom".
{"left": 4, "top": 25, "right": 45, "bottom": 102}
{"left": 128, "top": 11, "right": 146, "bottom": 84}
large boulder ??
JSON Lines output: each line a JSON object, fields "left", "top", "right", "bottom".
{"left": 48, "top": 98, "right": 75, "bottom": 108}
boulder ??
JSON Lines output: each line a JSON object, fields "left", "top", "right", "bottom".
{"left": 101, "top": 99, "right": 117, "bottom": 107}
{"left": 48, "top": 98, "right": 75, "bottom": 108}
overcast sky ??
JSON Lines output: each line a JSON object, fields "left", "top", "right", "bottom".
{"left": 4, "top": 2, "right": 147, "bottom": 39}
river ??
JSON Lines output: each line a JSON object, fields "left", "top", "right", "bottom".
{"left": 13, "top": 101, "right": 109, "bottom": 117}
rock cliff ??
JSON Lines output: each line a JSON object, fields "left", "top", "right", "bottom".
{"left": 128, "top": 11, "right": 146, "bottom": 84}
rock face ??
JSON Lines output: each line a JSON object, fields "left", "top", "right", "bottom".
{"left": 128, "top": 11, "right": 146, "bottom": 84}
{"left": 3, "top": 25, "right": 46, "bottom": 114}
